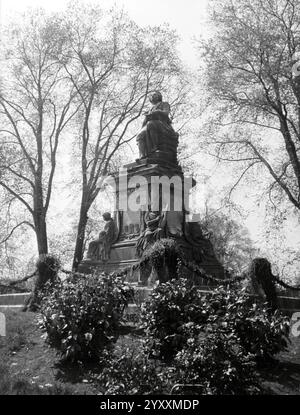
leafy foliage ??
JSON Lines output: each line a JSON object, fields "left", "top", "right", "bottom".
{"left": 142, "top": 279, "right": 290, "bottom": 363}
{"left": 175, "top": 328, "right": 259, "bottom": 395}
{"left": 201, "top": 208, "right": 258, "bottom": 274}
{"left": 200, "top": 0, "right": 300, "bottom": 222}
{"left": 140, "top": 239, "right": 181, "bottom": 282}
{"left": 142, "top": 278, "right": 209, "bottom": 360}
{"left": 39, "top": 273, "right": 134, "bottom": 363}
{"left": 36, "top": 254, "right": 61, "bottom": 287}
{"left": 140, "top": 279, "right": 291, "bottom": 394}
{"left": 97, "top": 350, "right": 169, "bottom": 395}
{"left": 24, "top": 254, "right": 61, "bottom": 312}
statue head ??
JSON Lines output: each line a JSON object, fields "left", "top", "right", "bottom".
{"left": 149, "top": 91, "right": 162, "bottom": 105}
{"left": 102, "top": 212, "right": 112, "bottom": 221}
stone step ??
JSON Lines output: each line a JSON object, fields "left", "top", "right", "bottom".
{"left": 278, "top": 296, "right": 300, "bottom": 310}
{"left": 0, "top": 292, "right": 30, "bottom": 306}
{"left": 0, "top": 305, "right": 24, "bottom": 312}
{"left": 130, "top": 285, "right": 153, "bottom": 305}
{"left": 124, "top": 304, "right": 140, "bottom": 325}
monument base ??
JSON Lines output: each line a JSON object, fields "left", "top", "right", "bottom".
{"left": 78, "top": 238, "right": 225, "bottom": 284}
{"left": 79, "top": 157, "right": 225, "bottom": 285}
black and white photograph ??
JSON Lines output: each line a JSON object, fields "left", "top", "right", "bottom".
{"left": 0, "top": 0, "right": 300, "bottom": 402}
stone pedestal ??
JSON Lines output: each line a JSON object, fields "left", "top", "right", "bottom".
{"left": 79, "top": 156, "right": 225, "bottom": 285}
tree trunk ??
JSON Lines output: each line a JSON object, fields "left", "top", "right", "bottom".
{"left": 72, "top": 201, "right": 89, "bottom": 271}
{"left": 24, "top": 213, "right": 49, "bottom": 312}
{"left": 35, "top": 215, "right": 48, "bottom": 256}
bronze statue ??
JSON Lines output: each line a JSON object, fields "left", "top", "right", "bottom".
{"left": 102, "top": 212, "right": 118, "bottom": 259}
{"left": 86, "top": 212, "right": 118, "bottom": 261}
{"left": 136, "top": 210, "right": 167, "bottom": 257}
{"left": 86, "top": 230, "right": 107, "bottom": 261}
{"left": 136, "top": 91, "right": 178, "bottom": 163}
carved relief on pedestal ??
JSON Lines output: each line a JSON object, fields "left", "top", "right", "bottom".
{"left": 118, "top": 210, "right": 141, "bottom": 241}
{"left": 136, "top": 210, "right": 167, "bottom": 257}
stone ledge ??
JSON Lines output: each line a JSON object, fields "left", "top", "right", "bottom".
{"left": 0, "top": 305, "right": 24, "bottom": 312}
{"left": 0, "top": 292, "right": 30, "bottom": 305}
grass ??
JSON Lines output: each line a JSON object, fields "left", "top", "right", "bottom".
{"left": 0, "top": 310, "right": 95, "bottom": 395}
{"left": 0, "top": 362, "right": 74, "bottom": 395}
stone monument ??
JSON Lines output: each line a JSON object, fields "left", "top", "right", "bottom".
{"left": 79, "top": 91, "right": 224, "bottom": 284}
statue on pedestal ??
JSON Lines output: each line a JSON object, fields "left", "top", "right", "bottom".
{"left": 136, "top": 91, "right": 178, "bottom": 163}
{"left": 80, "top": 89, "right": 224, "bottom": 281}
{"left": 86, "top": 212, "right": 118, "bottom": 261}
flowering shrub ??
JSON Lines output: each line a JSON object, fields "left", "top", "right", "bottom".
{"left": 39, "top": 273, "right": 134, "bottom": 363}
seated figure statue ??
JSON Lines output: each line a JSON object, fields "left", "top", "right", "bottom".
{"left": 86, "top": 231, "right": 107, "bottom": 261}
{"left": 136, "top": 91, "right": 178, "bottom": 164}
{"left": 86, "top": 212, "right": 118, "bottom": 261}
{"left": 102, "top": 212, "right": 118, "bottom": 259}
{"left": 136, "top": 210, "right": 167, "bottom": 257}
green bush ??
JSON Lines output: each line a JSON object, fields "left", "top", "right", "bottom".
{"left": 36, "top": 254, "right": 61, "bottom": 288}
{"left": 207, "top": 286, "right": 290, "bottom": 361}
{"left": 140, "top": 239, "right": 181, "bottom": 283}
{"left": 141, "top": 279, "right": 291, "bottom": 394}
{"left": 97, "top": 351, "right": 169, "bottom": 395}
{"left": 175, "top": 327, "right": 259, "bottom": 395}
{"left": 39, "top": 273, "right": 134, "bottom": 363}
{"left": 142, "top": 279, "right": 290, "bottom": 363}
{"left": 142, "top": 278, "right": 209, "bottom": 360}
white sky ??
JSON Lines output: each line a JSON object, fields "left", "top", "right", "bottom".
{"left": 0, "top": 0, "right": 209, "bottom": 67}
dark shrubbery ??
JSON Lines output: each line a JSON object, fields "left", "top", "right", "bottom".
{"left": 140, "top": 239, "right": 181, "bottom": 283}
{"left": 39, "top": 273, "right": 134, "bottom": 363}
{"left": 98, "top": 351, "right": 169, "bottom": 395}
{"left": 142, "top": 279, "right": 289, "bottom": 362}
{"left": 142, "top": 278, "right": 209, "bottom": 360}
{"left": 24, "top": 254, "right": 61, "bottom": 311}
{"left": 175, "top": 328, "right": 259, "bottom": 395}
{"left": 141, "top": 278, "right": 290, "bottom": 394}
{"left": 38, "top": 269, "right": 290, "bottom": 394}
{"left": 36, "top": 254, "right": 61, "bottom": 288}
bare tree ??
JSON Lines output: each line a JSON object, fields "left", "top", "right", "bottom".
{"left": 199, "top": 0, "right": 300, "bottom": 215}
{"left": 0, "top": 10, "right": 79, "bottom": 256}
{"left": 61, "top": 5, "right": 184, "bottom": 270}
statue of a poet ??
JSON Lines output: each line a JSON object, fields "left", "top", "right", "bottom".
{"left": 136, "top": 91, "right": 178, "bottom": 163}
